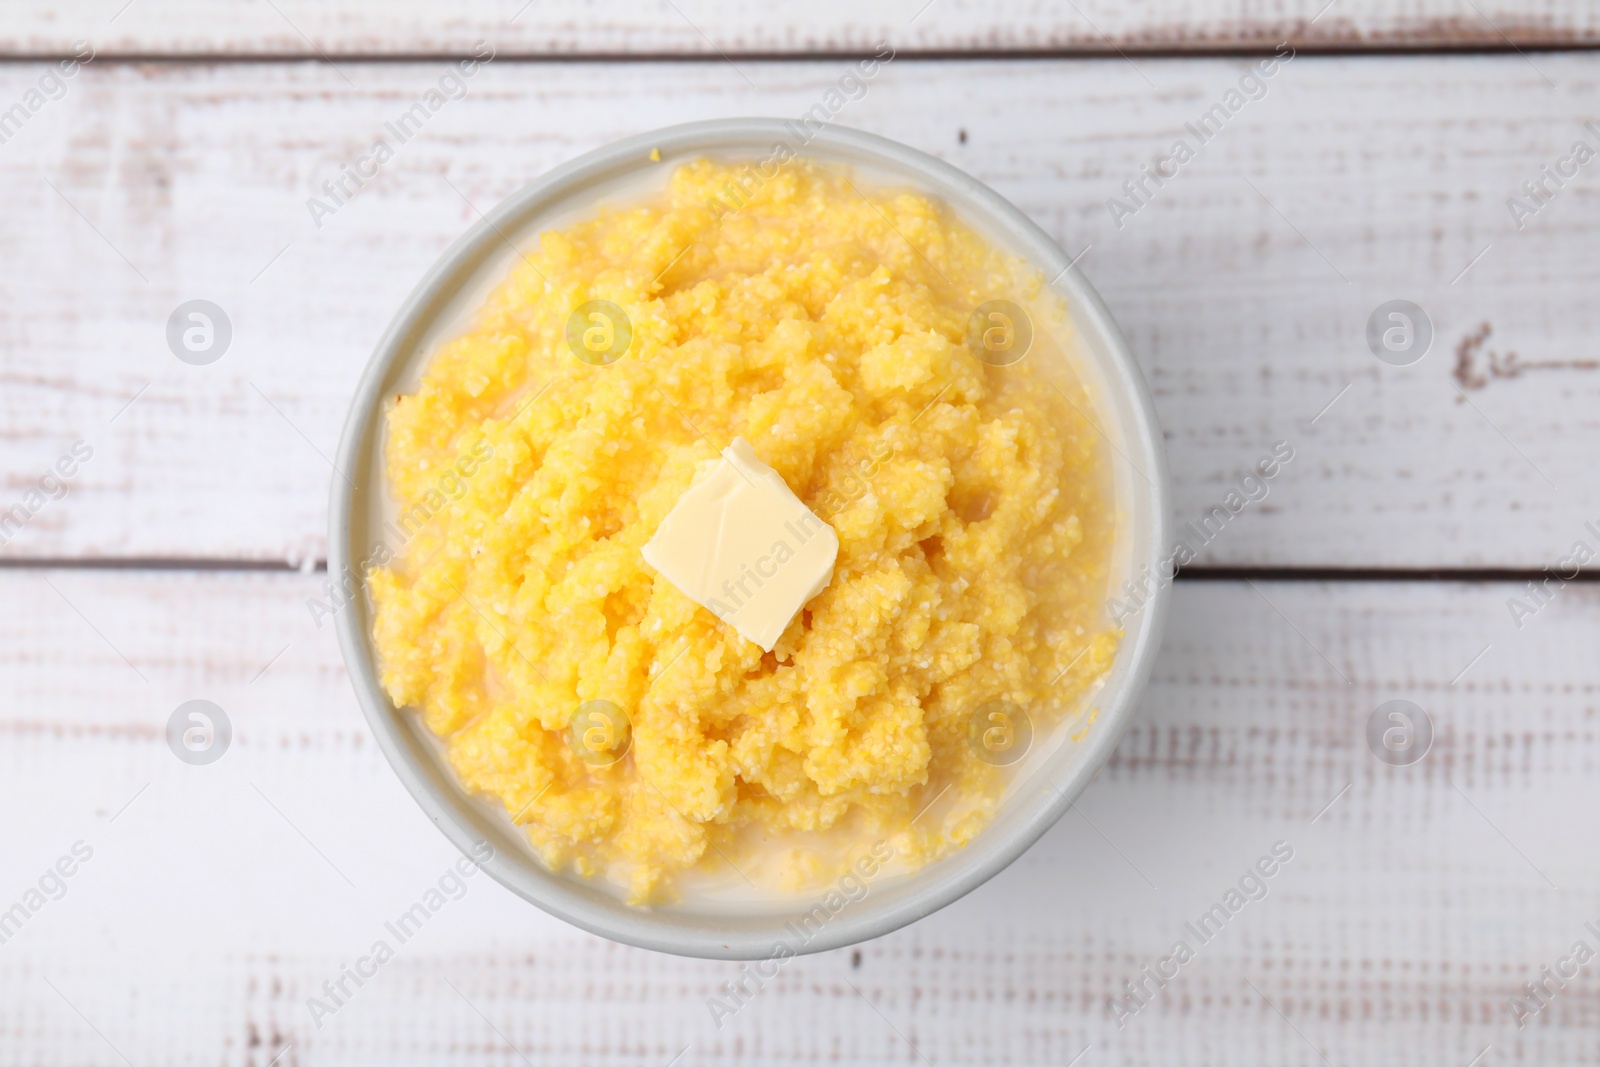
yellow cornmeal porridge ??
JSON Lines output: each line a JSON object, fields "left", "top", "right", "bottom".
{"left": 370, "top": 159, "right": 1120, "bottom": 904}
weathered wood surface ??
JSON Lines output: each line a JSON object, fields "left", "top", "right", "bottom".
{"left": 4, "top": 0, "right": 1599, "bottom": 56}
{"left": 0, "top": 56, "right": 1596, "bottom": 568}
{"left": 1, "top": 575, "right": 1592, "bottom": 1064}
{"left": 3, "top": 12, "right": 1596, "bottom": 1063}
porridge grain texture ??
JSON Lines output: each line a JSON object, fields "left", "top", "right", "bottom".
{"left": 370, "top": 160, "right": 1120, "bottom": 904}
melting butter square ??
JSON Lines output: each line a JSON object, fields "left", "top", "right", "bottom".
{"left": 641, "top": 437, "right": 839, "bottom": 652}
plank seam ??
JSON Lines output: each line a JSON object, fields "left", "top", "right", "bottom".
{"left": 0, "top": 43, "right": 1597, "bottom": 64}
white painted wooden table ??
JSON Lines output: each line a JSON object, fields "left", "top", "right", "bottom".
{"left": 2, "top": 4, "right": 1598, "bottom": 1065}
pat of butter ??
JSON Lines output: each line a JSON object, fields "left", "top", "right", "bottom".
{"left": 642, "top": 437, "right": 839, "bottom": 652}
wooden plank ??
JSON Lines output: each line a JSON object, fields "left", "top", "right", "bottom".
{"left": 4, "top": 1, "right": 1598, "bottom": 56}
{"left": 0, "top": 573, "right": 1594, "bottom": 1063}
{"left": 0, "top": 57, "right": 1597, "bottom": 568}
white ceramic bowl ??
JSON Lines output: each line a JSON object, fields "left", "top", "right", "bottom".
{"left": 329, "top": 118, "right": 1171, "bottom": 960}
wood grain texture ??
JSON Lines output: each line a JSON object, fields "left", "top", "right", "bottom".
{"left": 0, "top": 56, "right": 1596, "bottom": 567}
{"left": 4, "top": 0, "right": 1599, "bottom": 57}
{"left": 0, "top": 574, "right": 1593, "bottom": 1064}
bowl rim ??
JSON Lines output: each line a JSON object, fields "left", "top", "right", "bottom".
{"left": 329, "top": 117, "right": 1172, "bottom": 960}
